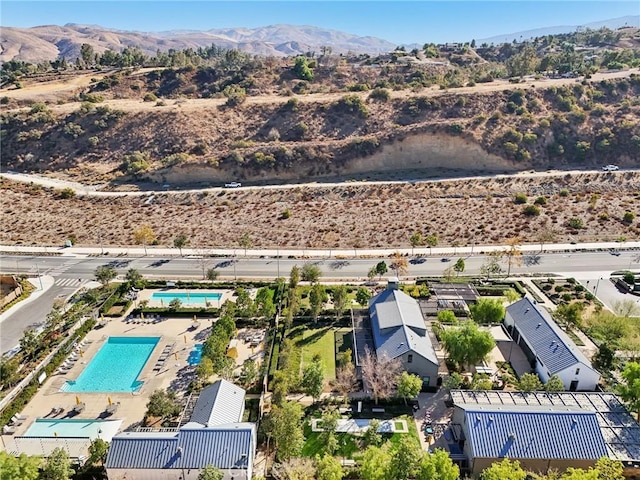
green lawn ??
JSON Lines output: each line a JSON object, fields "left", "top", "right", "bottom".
{"left": 301, "top": 414, "right": 421, "bottom": 460}
{"left": 288, "top": 325, "right": 338, "bottom": 380}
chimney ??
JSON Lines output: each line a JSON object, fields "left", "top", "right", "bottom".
{"left": 387, "top": 277, "right": 399, "bottom": 290}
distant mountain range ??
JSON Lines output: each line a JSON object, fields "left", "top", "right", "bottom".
{"left": 0, "top": 23, "right": 396, "bottom": 63}
{"left": 476, "top": 15, "right": 639, "bottom": 45}
{"left": 1, "top": 16, "right": 638, "bottom": 64}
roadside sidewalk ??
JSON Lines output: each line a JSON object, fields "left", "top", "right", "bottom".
{"left": 0, "top": 275, "right": 54, "bottom": 324}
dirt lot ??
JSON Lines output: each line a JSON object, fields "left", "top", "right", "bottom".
{"left": 2, "top": 171, "right": 638, "bottom": 249}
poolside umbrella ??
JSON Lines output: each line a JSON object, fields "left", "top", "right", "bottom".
{"left": 140, "top": 312, "right": 144, "bottom": 320}
{"left": 108, "top": 397, "right": 112, "bottom": 406}
{"left": 184, "top": 335, "right": 187, "bottom": 344}
{"left": 75, "top": 396, "right": 81, "bottom": 405}
{"left": 174, "top": 352, "right": 178, "bottom": 361}
{"left": 161, "top": 299, "right": 164, "bottom": 307}
{"left": 193, "top": 315, "right": 197, "bottom": 322}
{"left": 54, "top": 431, "right": 58, "bottom": 438}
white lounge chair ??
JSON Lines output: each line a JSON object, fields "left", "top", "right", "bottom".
{"left": 3, "top": 425, "right": 16, "bottom": 435}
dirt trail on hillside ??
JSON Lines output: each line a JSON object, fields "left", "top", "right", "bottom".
{"left": 3, "top": 68, "right": 637, "bottom": 114}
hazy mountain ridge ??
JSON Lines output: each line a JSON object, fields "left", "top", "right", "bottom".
{"left": 477, "top": 15, "right": 639, "bottom": 45}
{"left": 0, "top": 23, "right": 397, "bottom": 63}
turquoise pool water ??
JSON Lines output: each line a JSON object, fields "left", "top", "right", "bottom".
{"left": 62, "top": 337, "right": 159, "bottom": 393}
{"left": 188, "top": 344, "right": 203, "bottom": 365}
{"left": 151, "top": 291, "right": 222, "bottom": 306}
{"left": 24, "top": 419, "right": 116, "bottom": 438}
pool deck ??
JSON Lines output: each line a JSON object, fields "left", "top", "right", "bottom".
{"left": 2, "top": 314, "right": 214, "bottom": 447}
{"left": 139, "top": 288, "right": 234, "bottom": 308}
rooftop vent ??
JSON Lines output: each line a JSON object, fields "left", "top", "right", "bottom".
{"left": 537, "top": 322, "right": 541, "bottom": 328}
{"left": 525, "top": 308, "right": 530, "bottom": 313}
{"left": 508, "top": 432, "right": 517, "bottom": 441}
{"left": 489, "top": 416, "right": 494, "bottom": 422}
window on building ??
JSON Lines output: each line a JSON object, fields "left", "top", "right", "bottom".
{"left": 408, "top": 354, "right": 413, "bottom": 363}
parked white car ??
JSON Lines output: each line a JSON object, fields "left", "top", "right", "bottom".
{"left": 224, "top": 182, "right": 242, "bottom": 188}
{"left": 601, "top": 164, "right": 619, "bottom": 171}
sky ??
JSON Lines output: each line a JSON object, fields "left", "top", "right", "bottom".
{"left": 1, "top": 1, "right": 639, "bottom": 44}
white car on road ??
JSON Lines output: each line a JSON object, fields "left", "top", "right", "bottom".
{"left": 601, "top": 164, "right": 619, "bottom": 171}
{"left": 224, "top": 182, "right": 242, "bottom": 188}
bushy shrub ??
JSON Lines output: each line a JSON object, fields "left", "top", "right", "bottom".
{"left": 514, "top": 193, "right": 528, "bottom": 204}
{"left": 534, "top": 196, "right": 547, "bottom": 205}
{"left": 522, "top": 205, "right": 541, "bottom": 216}
{"left": 335, "top": 94, "right": 368, "bottom": 118}
{"left": 368, "top": 87, "right": 390, "bottom": 102}
{"left": 143, "top": 93, "right": 158, "bottom": 102}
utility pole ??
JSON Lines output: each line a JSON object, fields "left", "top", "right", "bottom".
{"left": 36, "top": 263, "right": 43, "bottom": 290}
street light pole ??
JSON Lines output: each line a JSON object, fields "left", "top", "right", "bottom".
{"left": 277, "top": 245, "right": 280, "bottom": 280}
{"left": 36, "top": 263, "right": 43, "bottom": 290}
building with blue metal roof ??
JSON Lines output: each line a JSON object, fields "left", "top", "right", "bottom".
{"left": 368, "top": 283, "right": 439, "bottom": 387}
{"left": 450, "top": 390, "right": 640, "bottom": 477}
{"left": 504, "top": 297, "right": 600, "bottom": 391}
{"left": 105, "top": 380, "right": 256, "bottom": 480}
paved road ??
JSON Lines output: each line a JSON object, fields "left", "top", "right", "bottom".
{"left": 2, "top": 250, "right": 637, "bottom": 355}
{"left": 1, "top": 250, "right": 636, "bottom": 281}
{"left": 2, "top": 168, "right": 639, "bottom": 196}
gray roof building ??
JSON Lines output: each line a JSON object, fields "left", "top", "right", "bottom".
{"left": 367, "top": 285, "right": 439, "bottom": 386}
{"left": 369, "top": 288, "right": 438, "bottom": 365}
{"left": 105, "top": 381, "right": 255, "bottom": 480}
{"left": 504, "top": 297, "right": 600, "bottom": 391}
{"left": 451, "top": 390, "right": 640, "bottom": 470}
{"left": 190, "top": 379, "right": 245, "bottom": 427}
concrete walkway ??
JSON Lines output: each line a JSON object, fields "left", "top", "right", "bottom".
{"left": 0, "top": 276, "right": 54, "bottom": 324}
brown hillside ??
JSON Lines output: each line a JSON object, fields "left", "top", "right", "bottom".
{"left": 1, "top": 69, "right": 639, "bottom": 187}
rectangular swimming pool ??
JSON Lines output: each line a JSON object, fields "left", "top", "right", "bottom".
{"left": 62, "top": 337, "right": 159, "bottom": 393}
{"left": 23, "top": 419, "right": 122, "bottom": 439}
{"left": 151, "top": 291, "right": 222, "bottom": 306}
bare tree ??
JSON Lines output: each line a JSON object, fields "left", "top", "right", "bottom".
{"left": 272, "top": 457, "right": 316, "bottom": 480}
{"left": 614, "top": 299, "right": 640, "bottom": 318}
{"left": 361, "top": 347, "right": 401, "bottom": 404}
{"left": 504, "top": 237, "right": 523, "bottom": 276}
{"left": 334, "top": 363, "right": 358, "bottom": 399}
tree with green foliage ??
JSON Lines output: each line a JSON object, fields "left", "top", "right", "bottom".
{"left": 289, "top": 265, "right": 300, "bottom": 288}
{"left": 331, "top": 285, "right": 348, "bottom": 319}
{"left": 374, "top": 261, "right": 388, "bottom": 279}
{"left": 440, "top": 321, "right": 495, "bottom": 371}
{"left": 554, "top": 302, "right": 584, "bottom": 328}
{"left": 125, "top": 268, "right": 144, "bottom": 288}
{"left": 545, "top": 374, "right": 565, "bottom": 392}
{"left": 397, "top": 372, "right": 422, "bottom": 404}
{"left": 268, "top": 401, "right": 305, "bottom": 461}
{"left": 360, "top": 445, "right": 392, "bottom": 480}
{"left": 480, "top": 458, "right": 527, "bottom": 480}
{"left": 206, "top": 268, "right": 219, "bottom": 281}
{"left": 389, "top": 436, "right": 423, "bottom": 480}
{"left": 235, "top": 287, "right": 255, "bottom": 317}
{"left": 302, "top": 357, "right": 324, "bottom": 402}
{"left": 0, "top": 451, "right": 40, "bottom": 480}
{"left": 293, "top": 56, "right": 314, "bottom": 81}
{"left": 146, "top": 389, "right": 181, "bottom": 419}
{"left": 196, "top": 356, "right": 214, "bottom": 380}
{"left": 41, "top": 447, "right": 73, "bottom": 480}
{"left": 619, "top": 362, "right": 640, "bottom": 420}
{"left": 301, "top": 263, "right": 322, "bottom": 282}
{"left": 409, "top": 232, "right": 423, "bottom": 255}
{"left": 315, "top": 454, "right": 344, "bottom": 480}
{"left": 239, "top": 358, "right": 259, "bottom": 387}
{"left": 518, "top": 372, "right": 544, "bottom": 392}
{"left": 87, "top": 438, "right": 109, "bottom": 466}
{"left": 592, "top": 343, "right": 617, "bottom": 372}
{"left": 319, "top": 408, "right": 340, "bottom": 454}
{"left": 363, "top": 418, "right": 382, "bottom": 447}
{"left": 309, "top": 283, "right": 327, "bottom": 321}
{"left": 0, "top": 357, "right": 20, "bottom": 387}
{"left": 417, "top": 448, "right": 460, "bottom": 480}
{"left": 20, "top": 329, "right": 38, "bottom": 362}
{"left": 471, "top": 373, "right": 493, "bottom": 390}
{"left": 470, "top": 298, "right": 506, "bottom": 324}
{"left": 197, "top": 465, "right": 224, "bottom": 480}
{"left": 437, "top": 310, "right": 457, "bottom": 323}
{"left": 173, "top": 234, "right": 188, "bottom": 256}
{"left": 256, "top": 287, "right": 276, "bottom": 318}
{"left": 356, "top": 287, "right": 372, "bottom": 307}
{"left": 239, "top": 232, "right": 253, "bottom": 256}
{"left": 425, "top": 234, "right": 438, "bottom": 255}
{"left": 453, "top": 258, "right": 465, "bottom": 276}
{"left": 503, "top": 288, "right": 520, "bottom": 304}
{"left": 94, "top": 265, "right": 117, "bottom": 285}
